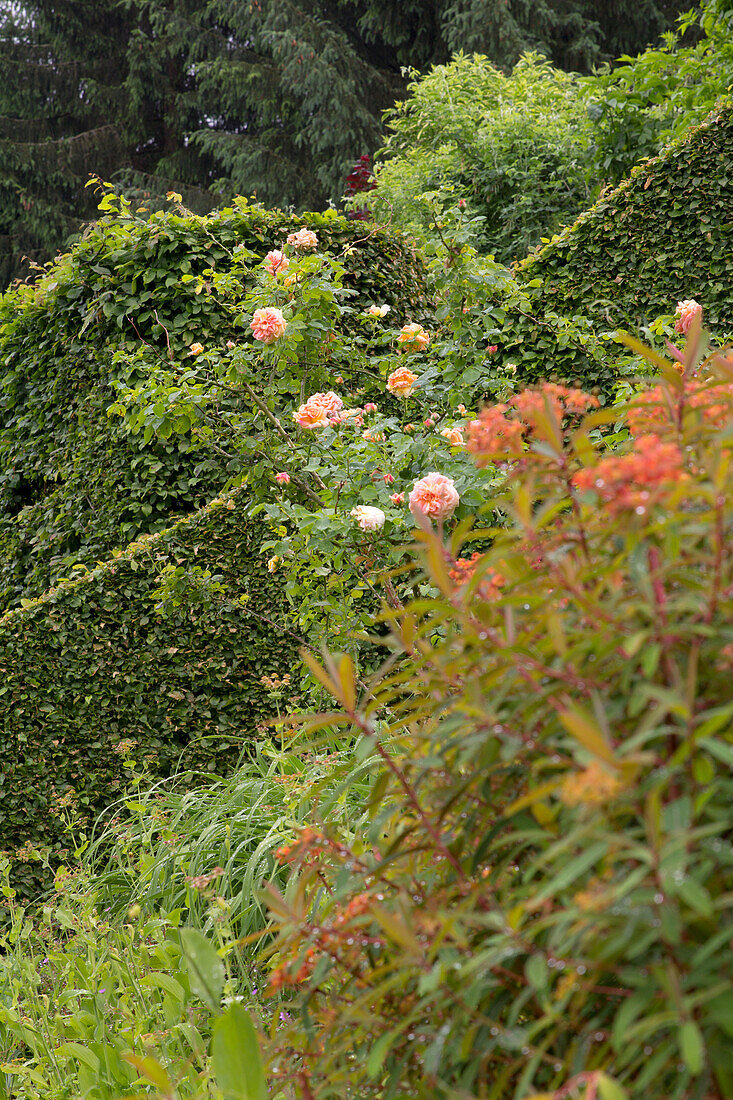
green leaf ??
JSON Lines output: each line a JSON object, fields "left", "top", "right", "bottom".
{"left": 211, "top": 1003, "right": 267, "bottom": 1100}
{"left": 597, "top": 1073, "right": 628, "bottom": 1100}
{"left": 56, "top": 1043, "right": 100, "bottom": 1072}
{"left": 679, "top": 1020, "right": 704, "bottom": 1075}
{"left": 180, "top": 928, "right": 224, "bottom": 1012}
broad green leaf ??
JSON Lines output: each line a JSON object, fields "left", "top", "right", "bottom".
{"left": 211, "top": 1003, "right": 267, "bottom": 1100}
{"left": 180, "top": 928, "right": 224, "bottom": 1012}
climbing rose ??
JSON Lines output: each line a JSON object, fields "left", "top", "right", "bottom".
{"left": 275, "top": 472, "right": 291, "bottom": 484}
{"left": 441, "top": 426, "right": 465, "bottom": 447}
{"left": 367, "top": 304, "right": 391, "bottom": 317}
{"left": 409, "top": 473, "right": 459, "bottom": 522}
{"left": 189, "top": 342, "right": 204, "bottom": 356}
{"left": 387, "top": 366, "right": 418, "bottom": 397}
{"left": 287, "top": 228, "right": 318, "bottom": 251}
{"left": 264, "top": 250, "right": 289, "bottom": 276}
{"left": 397, "top": 322, "right": 430, "bottom": 352}
{"left": 350, "top": 505, "right": 386, "bottom": 531}
{"left": 674, "top": 299, "right": 702, "bottom": 335}
{"left": 250, "top": 307, "right": 287, "bottom": 344}
{"left": 294, "top": 391, "right": 343, "bottom": 429}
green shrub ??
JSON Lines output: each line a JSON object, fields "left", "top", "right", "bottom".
{"left": 0, "top": 193, "right": 431, "bottom": 611}
{"left": 583, "top": 0, "right": 733, "bottom": 183}
{"left": 259, "top": 337, "right": 733, "bottom": 1098}
{"left": 489, "top": 100, "right": 733, "bottom": 394}
{"left": 373, "top": 53, "right": 593, "bottom": 264}
{"left": 0, "top": 488, "right": 300, "bottom": 901}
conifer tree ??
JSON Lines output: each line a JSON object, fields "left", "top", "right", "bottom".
{"left": 0, "top": 0, "right": 692, "bottom": 284}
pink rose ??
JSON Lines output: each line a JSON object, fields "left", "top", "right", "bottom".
{"left": 390, "top": 492, "right": 405, "bottom": 505}
{"left": 250, "top": 307, "right": 287, "bottom": 344}
{"left": 487, "top": 345, "right": 498, "bottom": 355}
{"left": 674, "top": 299, "right": 702, "bottom": 335}
{"left": 364, "top": 402, "right": 378, "bottom": 413}
{"left": 264, "top": 250, "right": 289, "bottom": 276}
{"left": 424, "top": 418, "right": 434, "bottom": 429}
{"left": 293, "top": 391, "right": 343, "bottom": 429}
{"left": 287, "top": 228, "right": 319, "bottom": 251}
{"left": 275, "top": 472, "right": 291, "bottom": 484}
{"left": 409, "top": 472, "right": 460, "bottom": 522}
{"left": 383, "top": 472, "right": 395, "bottom": 485}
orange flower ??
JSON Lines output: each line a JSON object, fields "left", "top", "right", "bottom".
{"left": 386, "top": 366, "right": 418, "bottom": 397}
{"left": 397, "top": 322, "right": 430, "bottom": 352}
{"left": 572, "top": 434, "right": 686, "bottom": 515}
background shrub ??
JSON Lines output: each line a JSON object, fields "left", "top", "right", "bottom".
{"left": 373, "top": 53, "right": 593, "bottom": 264}
{"left": 486, "top": 100, "right": 733, "bottom": 394}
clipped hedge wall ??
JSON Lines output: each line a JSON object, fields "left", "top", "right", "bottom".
{"left": 0, "top": 487, "right": 298, "bottom": 900}
{"left": 0, "top": 203, "right": 431, "bottom": 611}
{"left": 491, "top": 99, "right": 733, "bottom": 393}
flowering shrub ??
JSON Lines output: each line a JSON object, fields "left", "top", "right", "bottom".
{"left": 110, "top": 228, "right": 500, "bottom": 663}
{"left": 259, "top": 333, "right": 733, "bottom": 1098}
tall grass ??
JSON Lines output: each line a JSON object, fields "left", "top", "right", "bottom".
{"left": 85, "top": 737, "right": 375, "bottom": 940}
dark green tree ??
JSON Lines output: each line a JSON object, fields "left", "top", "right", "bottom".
{"left": 0, "top": 0, "right": 692, "bottom": 284}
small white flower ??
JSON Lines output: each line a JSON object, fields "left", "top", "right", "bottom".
{"left": 350, "top": 505, "right": 386, "bottom": 531}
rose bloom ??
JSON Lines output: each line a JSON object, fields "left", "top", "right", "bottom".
{"left": 487, "top": 344, "right": 498, "bottom": 355}
{"left": 390, "top": 492, "right": 405, "bottom": 505}
{"left": 397, "top": 322, "right": 430, "bottom": 352}
{"left": 350, "top": 505, "right": 386, "bottom": 531}
{"left": 409, "top": 472, "right": 460, "bottom": 522}
{"left": 364, "top": 402, "right": 378, "bottom": 413}
{"left": 275, "top": 472, "right": 291, "bottom": 484}
{"left": 267, "top": 555, "right": 281, "bottom": 573}
{"left": 386, "top": 366, "right": 418, "bottom": 397}
{"left": 367, "top": 304, "right": 391, "bottom": 317}
{"left": 189, "top": 342, "right": 204, "bottom": 356}
{"left": 264, "top": 250, "right": 289, "bottom": 276}
{"left": 441, "top": 426, "right": 465, "bottom": 447}
{"left": 250, "top": 307, "right": 287, "bottom": 344}
{"left": 294, "top": 391, "right": 343, "bottom": 429}
{"left": 287, "top": 228, "right": 319, "bottom": 251}
{"left": 674, "top": 299, "right": 702, "bottom": 335}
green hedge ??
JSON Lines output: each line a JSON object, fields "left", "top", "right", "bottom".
{"left": 491, "top": 99, "right": 733, "bottom": 393}
{"left": 0, "top": 202, "right": 431, "bottom": 611}
{"left": 0, "top": 487, "right": 298, "bottom": 900}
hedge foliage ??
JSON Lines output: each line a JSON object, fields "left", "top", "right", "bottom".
{"left": 0, "top": 487, "right": 299, "bottom": 900}
{"left": 490, "top": 100, "right": 733, "bottom": 393}
{"left": 0, "top": 198, "right": 431, "bottom": 611}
